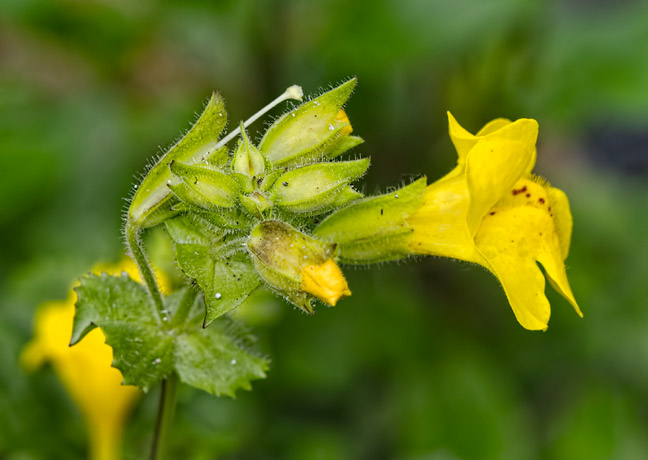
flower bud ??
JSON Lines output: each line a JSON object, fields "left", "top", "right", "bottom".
{"left": 313, "top": 177, "right": 427, "bottom": 264}
{"left": 301, "top": 259, "right": 352, "bottom": 307}
{"left": 129, "top": 92, "right": 228, "bottom": 228}
{"left": 168, "top": 161, "right": 239, "bottom": 211}
{"left": 239, "top": 191, "right": 273, "bottom": 217}
{"left": 247, "top": 220, "right": 350, "bottom": 313}
{"left": 231, "top": 123, "right": 266, "bottom": 178}
{"left": 270, "top": 159, "right": 369, "bottom": 213}
{"left": 258, "top": 79, "right": 362, "bottom": 166}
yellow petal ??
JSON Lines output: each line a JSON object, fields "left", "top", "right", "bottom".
{"left": 477, "top": 245, "right": 552, "bottom": 331}
{"left": 300, "top": 259, "right": 351, "bottom": 306}
{"left": 407, "top": 175, "right": 486, "bottom": 265}
{"left": 538, "top": 248, "right": 582, "bottom": 318}
{"left": 475, "top": 118, "right": 512, "bottom": 136}
{"left": 465, "top": 137, "right": 534, "bottom": 234}
{"left": 485, "top": 118, "right": 538, "bottom": 173}
{"left": 447, "top": 111, "right": 479, "bottom": 162}
{"left": 475, "top": 179, "right": 580, "bottom": 329}
{"left": 336, "top": 109, "right": 353, "bottom": 135}
{"left": 21, "top": 299, "right": 74, "bottom": 371}
{"left": 447, "top": 114, "right": 537, "bottom": 174}
{"left": 547, "top": 186, "right": 573, "bottom": 259}
{"left": 484, "top": 118, "right": 538, "bottom": 147}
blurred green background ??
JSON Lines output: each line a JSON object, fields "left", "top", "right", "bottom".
{"left": 1, "top": 0, "right": 648, "bottom": 458}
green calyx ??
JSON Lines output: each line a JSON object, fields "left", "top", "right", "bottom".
{"left": 246, "top": 220, "right": 337, "bottom": 313}
{"left": 258, "top": 78, "right": 363, "bottom": 166}
{"left": 128, "top": 92, "right": 229, "bottom": 229}
{"left": 313, "top": 177, "right": 427, "bottom": 264}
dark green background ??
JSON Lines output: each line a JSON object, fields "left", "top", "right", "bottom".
{"left": 1, "top": 0, "right": 647, "bottom": 458}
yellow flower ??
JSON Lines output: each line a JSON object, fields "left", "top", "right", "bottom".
{"left": 407, "top": 113, "right": 582, "bottom": 330}
{"left": 20, "top": 258, "right": 159, "bottom": 460}
{"left": 301, "top": 259, "right": 352, "bottom": 306}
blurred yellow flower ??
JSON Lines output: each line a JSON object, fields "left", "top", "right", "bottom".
{"left": 408, "top": 113, "right": 582, "bottom": 330}
{"left": 20, "top": 258, "right": 164, "bottom": 460}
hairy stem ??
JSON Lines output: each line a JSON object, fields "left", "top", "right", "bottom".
{"left": 150, "top": 373, "right": 178, "bottom": 460}
{"left": 125, "top": 221, "right": 165, "bottom": 323}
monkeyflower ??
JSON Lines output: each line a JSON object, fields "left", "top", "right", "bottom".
{"left": 20, "top": 259, "right": 163, "bottom": 460}
{"left": 407, "top": 113, "right": 582, "bottom": 330}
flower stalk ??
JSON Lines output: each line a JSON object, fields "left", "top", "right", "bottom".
{"left": 150, "top": 373, "right": 178, "bottom": 460}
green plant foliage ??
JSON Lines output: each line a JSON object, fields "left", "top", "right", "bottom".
{"left": 73, "top": 273, "right": 267, "bottom": 395}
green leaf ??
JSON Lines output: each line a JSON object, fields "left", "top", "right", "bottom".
{"left": 174, "top": 317, "right": 268, "bottom": 397}
{"left": 177, "top": 245, "right": 261, "bottom": 326}
{"left": 166, "top": 215, "right": 261, "bottom": 326}
{"left": 73, "top": 273, "right": 176, "bottom": 391}
{"left": 73, "top": 273, "right": 268, "bottom": 395}
{"left": 71, "top": 272, "right": 154, "bottom": 345}
{"left": 101, "top": 322, "right": 175, "bottom": 392}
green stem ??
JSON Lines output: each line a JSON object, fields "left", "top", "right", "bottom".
{"left": 125, "top": 221, "right": 165, "bottom": 322}
{"left": 150, "top": 373, "right": 178, "bottom": 460}
{"left": 170, "top": 287, "right": 198, "bottom": 328}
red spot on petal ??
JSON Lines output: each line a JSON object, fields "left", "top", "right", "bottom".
{"left": 512, "top": 186, "right": 528, "bottom": 195}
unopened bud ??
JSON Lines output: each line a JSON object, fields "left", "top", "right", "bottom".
{"left": 239, "top": 191, "right": 273, "bottom": 217}
{"left": 259, "top": 79, "right": 361, "bottom": 166}
{"left": 169, "top": 161, "right": 239, "bottom": 210}
{"left": 270, "top": 159, "right": 369, "bottom": 213}
{"left": 231, "top": 123, "right": 266, "bottom": 178}
{"left": 247, "top": 220, "right": 350, "bottom": 313}
{"left": 301, "top": 259, "right": 351, "bottom": 306}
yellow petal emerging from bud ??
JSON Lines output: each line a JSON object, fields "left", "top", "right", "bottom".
{"left": 301, "top": 259, "right": 351, "bottom": 306}
{"left": 336, "top": 109, "right": 353, "bottom": 136}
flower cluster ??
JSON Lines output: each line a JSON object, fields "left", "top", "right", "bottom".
{"left": 24, "top": 81, "right": 582, "bottom": 460}
{"left": 125, "top": 80, "right": 581, "bottom": 331}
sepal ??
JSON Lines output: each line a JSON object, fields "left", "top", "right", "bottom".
{"left": 169, "top": 161, "right": 239, "bottom": 210}
{"left": 129, "top": 92, "right": 228, "bottom": 228}
{"left": 313, "top": 178, "right": 427, "bottom": 263}
{"left": 239, "top": 192, "right": 273, "bottom": 217}
{"left": 270, "top": 159, "right": 369, "bottom": 214}
{"left": 259, "top": 79, "right": 358, "bottom": 166}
